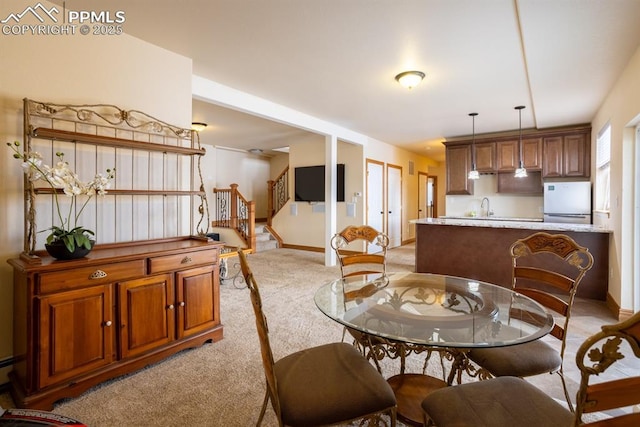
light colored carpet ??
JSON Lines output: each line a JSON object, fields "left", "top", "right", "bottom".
{"left": 0, "top": 244, "right": 631, "bottom": 426}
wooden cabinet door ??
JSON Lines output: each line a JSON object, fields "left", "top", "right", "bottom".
{"left": 38, "top": 285, "right": 113, "bottom": 388}
{"left": 176, "top": 265, "right": 220, "bottom": 339}
{"left": 497, "top": 138, "right": 541, "bottom": 171}
{"left": 542, "top": 136, "right": 564, "bottom": 178}
{"left": 522, "top": 137, "right": 542, "bottom": 170}
{"left": 474, "top": 142, "right": 495, "bottom": 172}
{"left": 118, "top": 274, "right": 175, "bottom": 359}
{"left": 564, "top": 133, "right": 590, "bottom": 177}
{"left": 446, "top": 145, "right": 473, "bottom": 195}
{"left": 496, "top": 140, "right": 518, "bottom": 171}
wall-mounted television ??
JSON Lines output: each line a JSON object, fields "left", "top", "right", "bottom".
{"left": 294, "top": 164, "right": 345, "bottom": 202}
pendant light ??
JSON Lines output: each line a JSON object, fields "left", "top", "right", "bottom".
{"left": 468, "top": 112, "right": 479, "bottom": 180}
{"left": 514, "top": 105, "right": 527, "bottom": 178}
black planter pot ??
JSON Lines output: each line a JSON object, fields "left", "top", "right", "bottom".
{"left": 45, "top": 240, "right": 95, "bottom": 260}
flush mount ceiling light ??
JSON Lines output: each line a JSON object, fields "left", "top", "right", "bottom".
{"left": 248, "top": 148, "right": 264, "bottom": 154}
{"left": 191, "top": 122, "right": 208, "bottom": 132}
{"left": 394, "top": 71, "right": 425, "bottom": 90}
{"left": 514, "top": 105, "right": 528, "bottom": 178}
{"left": 468, "top": 112, "right": 480, "bottom": 180}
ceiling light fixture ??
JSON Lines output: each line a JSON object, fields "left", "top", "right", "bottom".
{"left": 248, "top": 148, "right": 264, "bottom": 154}
{"left": 514, "top": 105, "right": 527, "bottom": 178}
{"left": 468, "top": 112, "right": 479, "bottom": 180}
{"left": 191, "top": 122, "right": 208, "bottom": 132}
{"left": 394, "top": 71, "right": 425, "bottom": 90}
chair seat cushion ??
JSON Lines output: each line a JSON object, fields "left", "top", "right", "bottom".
{"left": 421, "top": 376, "right": 573, "bottom": 427}
{"left": 467, "top": 339, "right": 562, "bottom": 377}
{"left": 275, "top": 342, "right": 396, "bottom": 426}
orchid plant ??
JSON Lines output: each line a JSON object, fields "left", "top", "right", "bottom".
{"left": 8, "top": 141, "right": 115, "bottom": 253}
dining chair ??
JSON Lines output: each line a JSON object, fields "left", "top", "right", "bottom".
{"left": 421, "top": 310, "right": 640, "bottom": 427}
{"left": 237, "top": 250, "right": 397, "bottom": 427}
{"left": 330, "top": 225, "right": 392, "bottom": 365}
{"left": 330, "top": 224, "right": 389, "bottom": 279}
{"left": 465, "top": 231, "right": 594, "bottom": 409}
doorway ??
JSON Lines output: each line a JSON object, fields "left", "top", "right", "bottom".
{"left": 386, "top": 164, "right": 402, "bottom": 248}
{"left": 418, "top": 172, "right": 437, "bottom": 219}
{"left": 366, "top": 159, "right": 385, "bottom": 253}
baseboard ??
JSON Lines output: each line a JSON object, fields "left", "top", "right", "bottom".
{"left": 280, "top": 243, "right": 324, "bottom": 253}
{"left": 0, "top": 357, "right": 14, "bottom": 370}
{"left": 605, "top": 293, "right": 634, "bottom": 321}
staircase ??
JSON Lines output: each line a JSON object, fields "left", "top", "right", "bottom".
{"left": 255, "top": 223, "right": 278, "bottom": 252}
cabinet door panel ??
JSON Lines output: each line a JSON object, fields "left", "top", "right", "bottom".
{"left": 522, "top": 138, "right": 542, "bottom": 170}
{"left": 475, "top": 142, "right": 495, "bottom": 172}
{"left": 564, "top": 133, "right": 589, "bottom": 177}
{"left": 543, "top": 136, "right": 564, "bottom": 178}
{"left": 38, "top": 285, "right": 113, "bottom": 388}
{"left": 446, "top": 145, "right": 473, "bottom": 195}
{"left": 496, "top": 140, "right": 518, "bottom": 171}
{"left": 176, "top": 265, "right": 220, "bottom": 339}
{"left": 118, "top": 274, "right": 174, "bottom": 359}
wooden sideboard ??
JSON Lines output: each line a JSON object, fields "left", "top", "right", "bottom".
{"left": 8, "top": 239, "right": 223, "bottom": 410}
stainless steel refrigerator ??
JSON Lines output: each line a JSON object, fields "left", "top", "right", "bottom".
{"left": 543, "top": 181, "right": 592, "bottom": 224}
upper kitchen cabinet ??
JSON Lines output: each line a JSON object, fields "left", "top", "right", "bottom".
{"left": 446, "top": 144, "right": 473, "bottom": 195}
{"left": 542, "top": 129, "right": 591, "bottom": 178}
{"left": 444, "top": 124, "right": 591, "bottom": 195}
{"left": 496, "top": 138, "right": 542, "bottom": 172}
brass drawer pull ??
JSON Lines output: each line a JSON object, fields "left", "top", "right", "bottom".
{"left": 89, "top": 270, "right": 107, "bottom": 279}
{"left": 181, "top": 256, "right": 193, "bottom": 264}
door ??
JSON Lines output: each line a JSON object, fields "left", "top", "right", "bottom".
{"left": 118, "top": 273, "right": 175, "bottom": 359}
{"left": 387, "top": 164, "right": 402, "bottom": 248}
{"left": 366, "top": 160, "right": 384, "bottom": 253}
{"left": 176, "top": 265, "right": 220, "bottom": 339}
{"left": 418, "top": 172, "right": 428, "bottom": 219}
{"left": 38, "top": 284, "right": 114, "bottom": 388}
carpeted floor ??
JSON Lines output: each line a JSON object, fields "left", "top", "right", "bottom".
{"left": 0, "top": 244, "right": 634, "bottom": 426}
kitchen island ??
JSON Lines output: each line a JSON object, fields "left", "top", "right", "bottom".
{"left": 413, "top": 217, "right": 611, "bottom": 300}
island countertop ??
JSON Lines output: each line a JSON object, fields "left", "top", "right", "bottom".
{"left": 412, "top": 217, "right": 612, "bottom": 233}
{"left": 413, "top": 218, "right": 610, "bottom": 300}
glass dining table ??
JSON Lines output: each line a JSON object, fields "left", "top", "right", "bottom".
{"left": 314, "top": 272, "right": 554, "bottom": 426}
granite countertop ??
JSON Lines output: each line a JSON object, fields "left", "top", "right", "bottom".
{"left": 411, "top": 217, "right": 612, "bottom": 233}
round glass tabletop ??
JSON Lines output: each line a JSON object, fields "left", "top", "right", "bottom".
{"left": 314, "top": 272, "right": 554, "bottom": 348}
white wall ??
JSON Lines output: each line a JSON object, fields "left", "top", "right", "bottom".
{"left": 591, "top": 44, "right": 640, "bottom": 314}
{"left": 365, "top": 139, "right": 441, "bottom": 242}
{"left": 200, "top": 145, "right": 271, "bottom": 220}
{"left": 0, "top": 0, "right": 192, "bottom": 383}
{"left": 272, "top": 138, "right": 365, "bottom": 248}
{"left": 445, "top": 175, "right": 544, "bottom": 219}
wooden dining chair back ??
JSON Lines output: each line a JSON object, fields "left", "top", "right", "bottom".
{"left": 510, "top": 232, "right": 594, "bottom": 343}
{"left": 330, "top": 225, "right": 390, "bottom": 278}
{"left": 237, "top": 250, "right": 397, "bottom": 427}
{"left": 467, "top": 232, "right": 594, "bottom": 409}
{"left": 573, "top": 310, "right": 640, "bottom": 426}
{"left": 422, "top": 310, "right": 640, "bottom": 427}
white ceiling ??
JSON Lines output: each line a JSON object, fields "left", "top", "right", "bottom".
{"left": 56, "top": 0, "right": 640, "bottom": 161}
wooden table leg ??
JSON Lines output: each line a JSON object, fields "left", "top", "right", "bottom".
{"left": 387, "top": 373, "right": 448, "bottom": 426}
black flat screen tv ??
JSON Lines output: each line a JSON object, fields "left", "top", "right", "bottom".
{"left": 294, "top": 164, "right": 345, "bottom": 202}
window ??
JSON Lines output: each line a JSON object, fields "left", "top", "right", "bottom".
{"left": 595, "top": 124, "right": 611, "bottom": 212}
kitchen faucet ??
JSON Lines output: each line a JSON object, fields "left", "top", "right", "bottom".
{"left": 481, "top": 197, "right": 493, "bottom": 217}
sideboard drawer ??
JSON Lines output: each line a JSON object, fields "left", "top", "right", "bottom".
{"left": 149, "top": 249, "right": 218, "bottom": 274}
{"left": 38, "top": 260, "right": 146, "bottom": 293}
